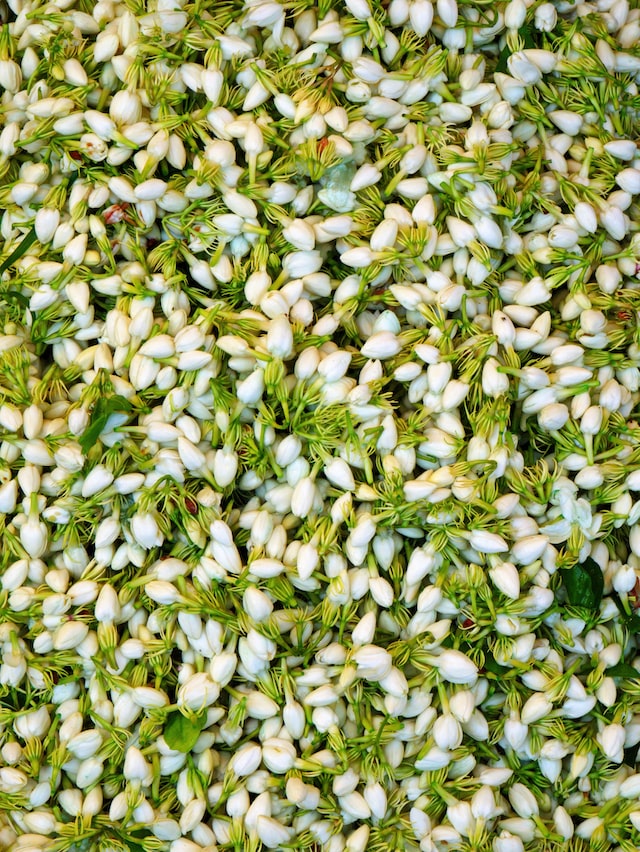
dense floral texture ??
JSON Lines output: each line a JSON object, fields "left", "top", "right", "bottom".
{"left": 0, "top": 0, "right": 639, "bottom": 850}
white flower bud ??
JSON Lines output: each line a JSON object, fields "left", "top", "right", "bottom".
{"left": 504, "top": 0, "right": 526, "bottom": 28}
{"left": 276, "top": 701, "right": 304, "bottom": 745}
{"left": 509, "top": 784, "right": 539, "bottom": 818}
{"left": 468, "top": 529, "right": 508, "bottom": 553}
{"left": 538, "top": 403, "right": 569, "bottom": 431}
{"left": 14, "top": 707, "right": 50, "bottom": 740}
{"left": 604, "top": 140, "right": 637, "bottom": 161}
{"left": 0, "top": 60, "right": 21, "bottom": 92}
{"left": 76, "top": 757, "right": 104, "bottom": 790}
{"left": 248, "top": 558, "right": 285, "bottom": 579}
{"left": 433, "top": 713, "right": 463, "bottom": 750}
{"left": 616, "top": 168, "right": 640, "bottom": 194}
{"left": 124, "top": 746, "right": 153, "bottom": 785}
{"left": 353, "top": 645, "right": 393, "bottom": 681}
{"left": 53, "top": 621, "right": 90, "bottom": 651}
{"left": 596, "top": 677, "right": 616, "bottom": 707}
{"left": 20, "top": 516, "right": 48, "bottom": 559}
{"left": 361, "top": 331, "right": 401, "bottom": 359}
{"left": 130, "top": 513, "right": 164, "bottom": 549}
{"left": 177, "top": 673, "right": 220, "bottom": 710}
{"left": 489, "top": 562, "right": 520, "bottom": 599}
{"left": 552, "top": 805, "right": 574, "bottom": 839}
{"left": 81, "top": 465, "right": 114, "bottom": 498}
{"left": 409, "top": 0, "right": 434, "bottom": 35}
{"left": 262, "top": 738, "right": 297, "bottom": 774}
{"left": 290, "top": 477, "right": 316, "bottom": 518}
{"left": 447, "top": 690, "right": 474, "bottom": 725}
{"left": 146, "top": 580, "right": 181, "bottom": 605}
{"left": 230, "top": 743, "right": 262, "bottom": 777}
{"left": 600, "top": 204, "right": 627, "bottom": 240}
{"left": 283, "top": 218, "right": 316, "bottom": 251}
{"left": 341, "top": 246, "right": 376, "bottom": 268}
{"left": 0, "top": 479, "right": 17, "bottom": 514}
{"left": 521, "top": 693, "right": 552, "bottom": 725}
{"left": 547, "top": 110, "right": 582, "bottom": 136}
{"left": 266, "top": 315, "right": 294, "bottom": 359}
{"left": 511, "top": 535, "right": 548, "bottom": 565}
{"left": 620, "top": 774, "right": 640, "bottom": 798}
{"left": 256, "top": 815, "right": 293, "bottom": 849}
{"left": 109, "top": 91, "right": 142, "bottom": 126}
{"left": 369, "top": 576, "right": 394, "bottom": 607}
{"left": 213, "top": 447, "right": 238, "bottom": 487}
{"left": 482, "top": 358, "right": 509, "bottom": 397}
{"left": 243, "top": 588, "right": 273, "bottom": 623}
{"left": 494, "top": 832, "right": 525, "bottom": 852}
{"left": 571, "top": 201, "right": 597, "bottom": 234}
{"left": 597, "top": 723, "right": 625, "bottom": 762}
{"left": 433, "top": 650, "right": 478, "bottom": 685}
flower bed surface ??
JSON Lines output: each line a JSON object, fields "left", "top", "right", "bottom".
{"left": 0, "top": 0, "right": 640, "bottom": 851}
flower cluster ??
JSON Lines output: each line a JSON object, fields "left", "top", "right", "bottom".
{"left": 0, "top": 0, "right": 640, "bottom": 850}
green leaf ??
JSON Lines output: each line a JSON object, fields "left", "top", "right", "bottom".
{"left": 609, "top": 593, "right": 640, "bottom": 630}
{"left": 121, "top": 829, "right": 148, "bottom": 851}
{"left": 606, "top": 662, "right": 640, "bottom": 679}
{"left": 484, "top": 656, "right": 509, "bottom": 675}
{"left": 624, "top": 742, "right": 640, "bottom": 767}
{"left": 562, "top": 556, "right": 604, "bottom": 610}
{"left": 4, "top": 290, "right": 29, "bottom": 306}
{"left": 625, "top": 614, "right": 640, "bottom": 632}
{"left": 0, "top": 227, "right": 38, "bottom": 276}
{"left": 163, "top": 710, "right": 207, "bottom": 753}
{"left": 79, "top": 395, "right": 134, "bottom": 453}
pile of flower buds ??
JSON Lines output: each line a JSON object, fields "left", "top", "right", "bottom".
{"left": 1, "top": 0, "right": 640, "bottom": 849}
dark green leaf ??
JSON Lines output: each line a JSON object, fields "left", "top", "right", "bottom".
{"left": 163, "top": 710, "right": 207, "bottom": 753}
{"left": 484, "top": 657, "right": 509, "bottom": 675}
{"left": 79, "top": 395, "right": 134, "bottom": 453}
{"left": 108, "top": 394, "right": 134, "bottom": 410}
{"left": 78, "top": 413, "right": 110, "bottom": 454}
{"left": 495, "top": 48, "right": 509, "bottom": 74}
{"left": 624, "top": 742, "right": 640, "bottom": 768}
{"left": 0, "top": 227, "right": 38, "bottom": 276}
{"left": 607, "top": 662, "right": 640, "bottom": 679}
{"left": 609, "top": 593, "right": 640, "bottom": 630}
{"left": 562, "top": 557, "right": 604, "bottom": 610}
{"left": 4, "top": 290, "right": 29, "bottom": 306}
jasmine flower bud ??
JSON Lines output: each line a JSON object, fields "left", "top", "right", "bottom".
{"left": 494, "top": 832, "right": 525, "bottom": 852}
{"left": 177, "top": 673, "right": 220, "bottom": 710}
{"left": 53, "top": 621, "right": 90, "bottom": 651}
{"left": 130, "top": 513, "right": 164, "bottom": 549}
{"left": 76, "top": 758, "right": 104, "bottom": 789}
{"left": 109, "top": 91, "right": 142, "bottom": 126}
{"left": 521, "top": 693, "right": 552, "bottom": 725}
{"left": 257, "top": 815, "right": 293, "bottom": 849}
{"left": 124, "top": 746, "right": 154, "bottom": 786}
{"left": 20, "top": 515, "right": 48, "bottom": 559}
{"left": 213, "top": 447, "right": 239, "bottom": 487}
{"left": 604, "top": 140, "right": 637, "bottom": 161}
{"left": 597, "top": 723, "right": 625, "bottom": 763}
{"left": 0, "top": 479, "right": 17, "bottom": 514}
{"left": 433, "top": 650, "right": 478, "bottom": 685}
{"left": 489, "top": 562, "right": 520, "bottom": 599}
{"left": 361, "top": 331, "right": 401, "bottom": 359}
{"left": 230, "top": 743, "right": 262, "bottom": 777}
{"left": 0, "top": 60, "right": 21, "bottom": 92}
{"left": 409, "top": 0, "right": 434, "bottom": 35}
